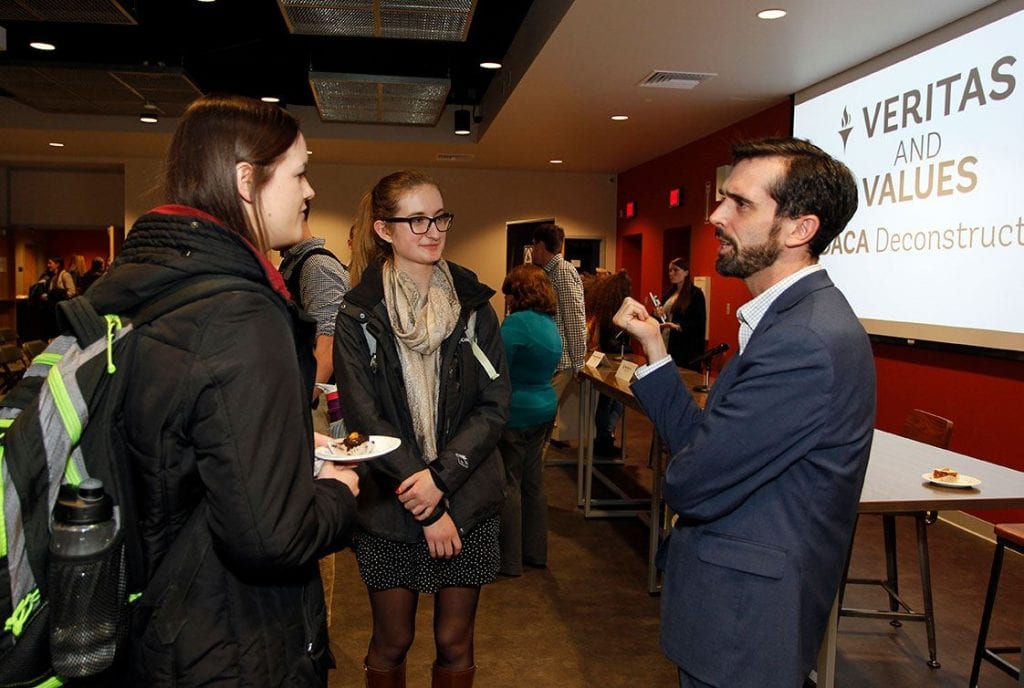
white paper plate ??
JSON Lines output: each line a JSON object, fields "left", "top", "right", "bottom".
{"left": 316, "top": 435, "right": 401, "bottom": 464}
{"left": 921, "top": 472, "right": 981, "bottom": 489}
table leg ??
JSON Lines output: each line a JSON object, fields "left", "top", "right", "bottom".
{"left": 814, "top": 594, "right": 839, "bottom": 688}
{"left": 582, "top": 379, "right": 596, "bottom": 516}
{"left": 882, "top": 514, "right": 901, "bottom": 618}
{"left": 576, "top": 377, "right": 592, "bottom": 507}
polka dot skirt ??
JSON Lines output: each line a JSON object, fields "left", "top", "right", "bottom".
{"left": 354, "top": 515, "right": 500, "bottom": 593}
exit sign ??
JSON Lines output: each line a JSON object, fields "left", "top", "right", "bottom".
{"left": 669, "top": 187, "right": 682, "bottom": 208}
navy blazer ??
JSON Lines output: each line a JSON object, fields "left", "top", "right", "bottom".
{"left": 632, "top": 270, "right": 876, "bottom": 688}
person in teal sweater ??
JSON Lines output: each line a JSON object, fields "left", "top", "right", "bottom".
{"left": 498, "top": 264, "right": 563, "bottom": 575}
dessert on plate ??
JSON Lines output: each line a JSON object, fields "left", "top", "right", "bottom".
{"left": 333, "top": 431, "right": 375, "bottom": 456}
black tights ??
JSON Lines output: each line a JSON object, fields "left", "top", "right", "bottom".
{"left": 365, "top": 586, "right": 481, "bottom": 671}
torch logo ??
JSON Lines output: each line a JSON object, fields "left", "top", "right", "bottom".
{"left": 838, "top": 107, "right": 853, "bottom": 151}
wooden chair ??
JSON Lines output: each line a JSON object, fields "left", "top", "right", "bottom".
{"left": 969, "top": 523, "right": 1024, "bottom": 686}
{"left": 840, "top": 409, "right": 953, "bottom": 668}
{"left": 901, "top": 410, "right": 953, "bottom": 450}
{"left": 0, "top": 327, "right": 17, "bottom": 345}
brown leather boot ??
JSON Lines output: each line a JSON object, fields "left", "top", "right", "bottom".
{"left": 431, "top": 663, "right": 476, "bottom": 688}
{"left": 364, "top": 658, "right": 406, "bottom": 687}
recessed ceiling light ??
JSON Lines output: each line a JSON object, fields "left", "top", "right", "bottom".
{"left": 610, "top": 115, "right": 629, "bottom": 121}
{"left": 197, "top": 0, "right": 216, "bottom": 3}
{"left": 261, "top": 96, "right": 281, "bottom": 103}
{"left": 306, "top": 150, "right": 313, "bottom": 155}
{"left": 139, "top": 113, "right": 158, "bottom": 123}
{"left": 48, "top": 142, "right": 65, "bottom": 147}
{"left": 549, "top": 159, "right": 563, "bottom": 164}
{"left": 757, "top": 8, "right": 787, "bottom": 20}
{"left": 479, "top": 61, "right": 502, "bottom": 70}
{"left": 30, "top": 41, "right": 56, "bottom": 51}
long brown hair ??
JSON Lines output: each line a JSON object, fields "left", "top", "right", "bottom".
{"left": 349, "top": 170, "right": 440, "bottom": 286}
{"left": 667, "top": 257, "right": 692, "bottom": 318}
{"left": 502, "top": 264, "right": 556, "bottom": 315}
{"left": 588, "top": 269, "right": 632, "bottom": 335}
{"left": 164, "top": 94, "right": 301, "bottom": 252}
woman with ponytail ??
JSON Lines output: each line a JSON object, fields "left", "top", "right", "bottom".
{"left": 334, "top": 171, "right": 509, "bottom": 688}
{"left": 658, "top": 258, "right": 707, "bottom": 370}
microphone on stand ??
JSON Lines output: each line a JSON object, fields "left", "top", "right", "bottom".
{"left": 688, "top": 343, "right": 729, "bottom": 392}
{"left": 687, "top": 343, "right": 729, "bottom": 368}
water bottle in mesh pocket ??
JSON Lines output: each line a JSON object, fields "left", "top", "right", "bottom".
{"left": 48, "top": 532, "right": 128, "bottom": 677}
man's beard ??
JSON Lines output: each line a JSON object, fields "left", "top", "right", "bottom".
{"left": 715, "top": 219, "right": 782, "bottom": 278}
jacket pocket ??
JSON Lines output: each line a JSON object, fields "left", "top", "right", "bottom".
{"left": 697, "top": 531, "right": 787, "bottom": 579}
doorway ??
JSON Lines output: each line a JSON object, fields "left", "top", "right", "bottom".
{"left": 661, "top": 225, "right": 691, "bottom": 295}
{"left": 564, "top": 238, "right": 602, "bottom": 275}
{"left": 505, "top": 217, "right": 554, "bottom": 273}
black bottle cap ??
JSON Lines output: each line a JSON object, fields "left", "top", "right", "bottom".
{"left": 53, "top": 478, "right": 113, "bottom": 525}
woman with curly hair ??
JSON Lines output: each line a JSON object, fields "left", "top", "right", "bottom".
{"left": 586, "top": 270, "right": 632, "bottom": 456}
{"left": 497, "top": 263, "right": 562, "bottom": 576}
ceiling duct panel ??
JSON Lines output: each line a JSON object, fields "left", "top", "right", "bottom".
{"left": 0, "top": 0, "right": 136, "bottom": 24}
{"left": 279, "top": 0, "right": 477, "bottom": 41}
{"left": 310, "top": 72, "right": 450, "bottom": 125}
{"left": 0, "top": 65, "right": 201, "bottom": 115}
{"left": 637, "top": 70, "right": 716, "bottom": 90}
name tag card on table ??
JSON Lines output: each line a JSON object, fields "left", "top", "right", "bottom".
{"left": 585, "top": 351, "right": 606, "bottom": 370}
{"left": 615, "top": 359, "right": 638, "bottom": 382}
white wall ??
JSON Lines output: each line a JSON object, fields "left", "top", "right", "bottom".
{"left": 125, "top": 159, "right": 618, "bottom": 315}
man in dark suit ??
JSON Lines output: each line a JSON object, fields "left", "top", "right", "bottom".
{"left": 614, "top": 138, "right": 876, "bottom": 688}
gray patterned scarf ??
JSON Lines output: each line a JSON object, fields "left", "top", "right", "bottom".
{"left": 383, "top": 259, "right": 460, "bottom": 463}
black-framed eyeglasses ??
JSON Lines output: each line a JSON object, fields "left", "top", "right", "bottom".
{"left": 382, "top": 212, "right": 455, "bottom": 235}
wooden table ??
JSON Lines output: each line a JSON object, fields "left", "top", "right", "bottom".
{"left": 576, "top": 358, "right": 707, "bottom": 593}
{"left": 815, "top": 430, "right": 1024, "bottom": 687}
{"left": 578, "top": 368, "right": 1024, "bottom": 682}
{"left": 857, "top": 430, "right": 1024, "bottom": 512}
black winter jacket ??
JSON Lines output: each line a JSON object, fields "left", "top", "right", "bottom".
{"left": 86, "top": 206, "right": 357, "bottom": 686}
{"left": 334, "top": 260, "right": 510, "bottom": 542}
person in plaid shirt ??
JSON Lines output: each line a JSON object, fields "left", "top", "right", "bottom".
{"left": 530, "top": 223, "right": 586, "bottom": 402}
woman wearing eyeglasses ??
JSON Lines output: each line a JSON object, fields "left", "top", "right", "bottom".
{"left": 335, "top": 170, "right": 509, "bottom": 688}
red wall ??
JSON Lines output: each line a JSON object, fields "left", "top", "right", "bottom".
{"left": 617, "top": 100, "right": 1024, "bottom": 524}
{"left": 617, "top": 100, "right": 793, "bottom": 369}
{"left": 46, "top": 230, "right": 111, "bottom": 268}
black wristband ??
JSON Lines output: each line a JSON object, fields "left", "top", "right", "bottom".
{"left": 428, "top": 463, "right": 450, "bottom": 494}
{"left": 420, "top": 503, "right": 447, "bottom": 527}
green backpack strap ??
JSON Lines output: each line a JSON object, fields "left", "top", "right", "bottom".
{"left": 460, "top": 310, "right": 499, "bottom": 381}
{"left": 55, "top": 296, "right": 107, "bottom": 348}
